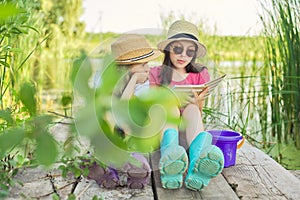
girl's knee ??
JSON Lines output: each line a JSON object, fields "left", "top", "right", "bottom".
{"left": 172, "top": 107, "right": 180, "bottom": 118}
{"left": 183, "top": 104, "right": 200, "bottom": 114}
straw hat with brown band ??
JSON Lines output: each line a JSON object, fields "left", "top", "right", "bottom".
{"left": 111, "top": 34, "right": 161, "bottom": 65}
{"left": 157, "top": 20, "right": 207, "bottom": 58}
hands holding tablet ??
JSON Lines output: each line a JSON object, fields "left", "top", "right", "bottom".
{"left": 173, "top": 74, "right": 226, "bottom": 98}
{"left": 187, "top": 87, "right": 209, "bottom": 112}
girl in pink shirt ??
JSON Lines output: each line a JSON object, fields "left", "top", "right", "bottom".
{"left": 150, "top": 63, "right": 210, "bottom": 87}
{"left": 150, "top": 20, "right": 224, "bottom": 191}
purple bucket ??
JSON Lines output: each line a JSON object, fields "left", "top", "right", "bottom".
{"left": 207, "top": 130, "right": 244, "bottom": 168}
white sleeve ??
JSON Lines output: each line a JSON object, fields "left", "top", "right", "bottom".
{"left": 134, "top": 80, "right": 150, "bottom": 97}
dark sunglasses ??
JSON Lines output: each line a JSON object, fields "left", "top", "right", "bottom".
{"left": 171, "top": 46, "right": 196, "bottom": 57}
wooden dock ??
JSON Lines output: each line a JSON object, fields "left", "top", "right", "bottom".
{"left": 7, "top": 141, "right": 300, "bottom": 200}
{"left": 150, "top": 141, "right": 300, "bottom": 200}
{"left": 6, "top": 121, "right": 300, "bottom": 199}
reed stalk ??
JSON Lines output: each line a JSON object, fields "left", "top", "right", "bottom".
{"left": 260, "top": 0, "right": 300, "bottom": 149}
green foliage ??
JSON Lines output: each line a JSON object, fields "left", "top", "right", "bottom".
{"left": 259, "top": 0, "right": 300, "bottom": 150}
{"left": 0, "top": 84, "right": 59, "bottom": 163}
{"left": 19, "top": 82, "right": 37, "bottom": 116}
{"left": 71, "top": 51, "right": 93, "bottom": 99}
{"left": 0, "top": 85, "right": 61, "bottom": 197}
{"left": 0, "top": 2, "right": 21, "bottom": 20}
{"left": 61, "top": 94, "right": 72, "bottom": 108}
{"left": 67, "top": 194, "right": 76, "bottom": 200}
{"left": 0, "top": 0, "right": 87, "bottom": 198}
{"left": 35, "top": 131, "right": 58, "bottom": 165}
{"left": 0, "top": 109, "right": 14, "bottom": 126}
{"left": 0, "top": 0, "right": 85, "bottom": 110}
{"left": 58, "top": 156, "right": 86, "bottom": 179}
{"left": 86, "top": 32, "right": 264, "bottom": 63}
{"left": 0, "top": 129, "right": 25, "bottom": 159}
{"left": 0, "top": 1, "right": 35, "bottom": 108}
{"left": 52, "top": 193, "right": 60, "bottom": 200}
{"left": 71, "top": 52, "right": 181, "bottom": 167}
{"left": 61, "top": 93, "right": 73, "bottom": 116}
{"left": 92, "top": 195, "right": 104, "bottom": 200}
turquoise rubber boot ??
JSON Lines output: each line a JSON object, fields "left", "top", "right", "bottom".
{"left": 159, "top": 128, "right": 188, "bottom": 189}
{"left": 185, "top": 132, "right": 224, "bottom": 191}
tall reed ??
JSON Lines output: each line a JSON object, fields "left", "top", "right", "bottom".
{"left": 260, "top": 0, "right": 300, "bottom": 149}
{"left": 1, "top": 0, "right": 85, "bottom": 112}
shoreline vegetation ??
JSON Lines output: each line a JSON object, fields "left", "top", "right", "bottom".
{"left": 0, "top": 0, "right": 299, "bottom": 198}
{"left": 84, "top": 32, "right": 265, "bottom": 61}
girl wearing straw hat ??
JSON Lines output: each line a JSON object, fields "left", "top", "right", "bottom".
{"left": 111, "top": 34, "right": 161, "bottom": 99}
{"left": 150, "top": 20, "right": 224, "bottom": 191}
{"left": 112, "top": 34, "right": 163, "bottom": 189}
{"left": 83, "top": 34, "right": 161, "bottom": 189}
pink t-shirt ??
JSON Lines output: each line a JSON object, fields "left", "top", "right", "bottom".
{"left": 149, "top": 66, "right": 210, "bottom": 86}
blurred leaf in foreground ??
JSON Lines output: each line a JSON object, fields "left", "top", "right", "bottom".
{"left": 0, "top": 3, "right": 21, "bottom": 20}
{"left": 35, "top": 131, "right": 58, "bottom": 166}
{"left": 0, "top": 128, "right": 25, "bottom": 160}
{"left": 19, "top": 82, "right": 37, "bottom": 116}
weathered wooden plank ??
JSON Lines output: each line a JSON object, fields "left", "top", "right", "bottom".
{"left": 6, "top": 167, "right": 54, "bottom": 200}
{"left": 51, "top": 170, "right": 77, "bottom": 199}
{"left": 74, "top": 178, "right": 154, "bottom": 200}
{"left": 150, "top": 151, "right": 239, "bottom": 200}
{"left": 290, "top": 170, "right": 300, "bottom": 180}
{"left": 222, "top": 141, "right": 300, "bottom": 200}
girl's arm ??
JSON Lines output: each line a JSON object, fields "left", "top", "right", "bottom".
{"left": 120, "top": 75, "right": 138, "bottom": 100}
{"left": 192, "top": 88, "right": 208, "bottom": 113}
{"left": 120, "top": 73, "right": 148, "bottom": 100}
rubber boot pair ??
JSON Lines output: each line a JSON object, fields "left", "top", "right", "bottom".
{"left": 159, "top": 129, "right": 224, "bottom": 190}
{"left": 82, "top": 153, "right": 151, "bottom": 189}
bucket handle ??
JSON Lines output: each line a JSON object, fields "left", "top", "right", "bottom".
{"left": 237, "top": 136, "right": 245, "bottom": 149}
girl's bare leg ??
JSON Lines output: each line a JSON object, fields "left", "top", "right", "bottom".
{"left": 182, "top": 103, "right": 204, "bottom": 146}
{"left": 162, "top": 106, "right": 180, "bottom": 135}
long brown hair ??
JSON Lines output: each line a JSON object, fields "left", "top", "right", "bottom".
{"left": 159, "top": 43, "right": 206, "bottom": 85}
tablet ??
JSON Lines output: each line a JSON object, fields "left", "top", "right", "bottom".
{"left": 173, "top": 74, "right": 226, "bottom": 96}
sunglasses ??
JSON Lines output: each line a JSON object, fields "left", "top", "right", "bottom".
{"left": 171, "top": 46, "right": 196, "bottom": 57}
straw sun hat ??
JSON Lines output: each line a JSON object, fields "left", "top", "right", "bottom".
{"left": 158, "top": 20, "right": 207, "bottom": 57}
{"left": 111, "top": 34, "right": 161, "bottom": 65}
